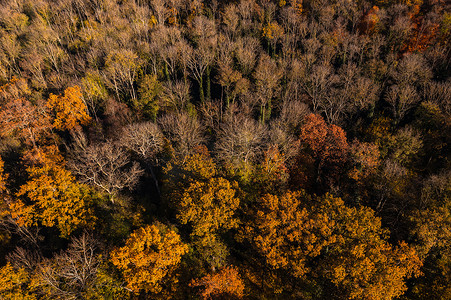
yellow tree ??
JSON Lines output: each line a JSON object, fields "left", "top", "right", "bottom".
{"left": 316, "top": 194, "right": 423, "bottom": 300}
{"left": 110, "top": 222, "right": 188, "bottom": 294}
{"left": 243, "top": 191, "right": 335, "bottom": 278}
{"left": 0, "top": 262, "right": 36, "bottom": 299}
{"left": 163, "top": 145, "right": 217, "bottom": 207}
{"left": 177, "top": 177, "right": 240, "bottom": 268}
{"left": 10, "top": 146, "right": 94, "bottom": 237}
{"left": 47, "top": 86, "right": 91, "bottom": 131}
{"left": 178, "top": 177, "right": 240, "bottom": 238}
{"left": 244, "top": 191, "right": 422, "bottom": 299}
{"left": 0, "top": 156, "right": 10, "bottom": 243}
{"left": 0, "top": 156, "right": 7, "bottom": 193}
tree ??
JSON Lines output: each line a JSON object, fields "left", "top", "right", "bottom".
{"left": 104, "top": 49, "right": 141, "bottom": 101}
{"left": 35, "top": 233, "right": 103, "bottom": 299}
{"left": 385, "top": 84, "right": 419, "bottom": 124}
{"left": 0, "top": 262, "right": 36, "bottom": 299}
{"left": 177, "top": 177, "right": 240, "bottom": 268}
{"left": 348, "top": 140, "right": 380, "bottom": 182}
{"left": 134, "top": 74, "right": 162, "bottom": 120}
{"left": 110, "top": 222, "right": 188, "bottom": 294}
{"left": 10, "top": 146, "right": 94, "bottom": 237}
{"left": 190, "top": 266, "right": 245, "bottom": 299}
{"left": 316, "top": 194, "right": 423, "bottom": 300}
{"left": 0, "top": 78, "right": 51, "bottom": 148}
{"left": 188, "top": 43, "right": 215, "bottom": 102}
{"left": 47, "top": 86, "right": 91, "bottom": 131}
{"left": 253, "top": 54, "right": 282, "bottom": 123}
{"left": 215, "top": 114, "right": 267, "bottom": 179}
{"left": 161, "top": 80, "right": 192, "bottom": 112}
{"left": 299, "top": 114, "right": 349, "bottom": 184}
{"left": 120, "top": 122, "right": 164, "bottom": 161}
{"left": 216, "top": 46, "right": 247, "bottom": 108}
{"left": 178, "top": 177, "right": 239, "bottom": 238}
{"left": 159, "top": 112, "right": 205, "bottom": 159}
{"left": 69, "top": 142, "right": 143, "bottom": 201}
{"left": 162, "top": 145, "right": 217, "bottom": 204}
{"left": 243, "top": 191, "right": 334, "bottom": 278}
{"left": 120, "top": 121, "right": 164, "bottom": 195}
{"left": 243, "top": 190, "right": 423, "bottom": 299}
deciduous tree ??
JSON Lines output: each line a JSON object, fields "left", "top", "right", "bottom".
{"left": 47, "top": 86, "right": 91, "bottom": 131}
{"left": 69, "top": 142, "right": 143, "bottom": 201}
{"left": 190, "top": 266, "right": 245, "bottom": 299}
{"left": 110, "top": 222, "right": 188, "bottom": 294}
{"left": 11, "top": 146, "right": 94, "bottom": 237}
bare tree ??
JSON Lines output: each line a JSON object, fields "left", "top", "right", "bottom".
{"left": 35, "top": 233, "right": 102, "bottom": 299}
{"left": 390, "top": 53, "right": 432, "bottom": 87}
{"left": 70, "top": 142, "right": 143, "bottom": 201}
{"left": 104, "top": 48, "right": 141, "bottom": 101}
{"left": 216, "top": 35, "right": 246, "bottom": 108}
{"left": 268, "top": 122, "right": 299, "bottom": 163}
{"left": 278, "top": 98, "right": 310, "bottom": 134}
{"left": 150, "top": 0, "right": 169, "bottom": 25}
{"left": 161, "top": 80, "right": 192, "bottom": 112}
{"left": 215, "top": 114, "right": 267, "bottom": 170}
{"left": 120, "top": 122, "right": 164, "bottom": 161}
{"left": 187, "top": 42, "right": 215, "bottom": 102}
{"left": 187, "top": 16, "right": 217, "bottom": 102}
{"left": 234, "top": 36, "right": 260, "bottom": 76}
{"left": 423, "top": 81, "right": 451, "bottom": 116}
{"left": 159, "top": 112, "right": 205, "bottom": 159}
{"left": 222, "top": 3, "right": 239, "bottom": 38}
{"left": 320, "top": 64, "right": 378, "bottom": 124}
{"left": 150, "top": 26, "right": 184, "bottom": 80}
{"left": 385, "top": 84, "right": 419, "bottom": 124}
{"left": 119, "top": 121, "right": 164, "bottom": 195}
{"left": 254, "top": 54, "right": 282, "bottom": 123}
{"left": 300, "top": 63, "right": 336, "bottom": 113}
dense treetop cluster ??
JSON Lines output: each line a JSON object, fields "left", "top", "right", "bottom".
{"left": 0, "top": 0, "right": 449, "bottom": 298}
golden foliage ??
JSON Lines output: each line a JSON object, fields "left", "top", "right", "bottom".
{"left": 245, "top": 191, "right": 422, "bottom": 299}
{"left": 348, "top": 141, "right": 380, "bottom": 181}
{"left": 244, "top": 191, "right": 335, "bottom": 277}
{"left": 318, "top": 194, "right": 423, "bottom": 300}
{"left": 178, "top": 177, "right": 240, "bottom": 238}
{"left": 190, "top": 266, "right": 245, "bottom": 299}
{"left": 163, "top": 145, "right": 217, "bottom": 204}
{"left": 0, "top": 156, "right": 7, "bottom": 193}
{"left": 47, "top": 86, "right": 91, "bottom": 131}
{"left": 11, "top": 146, "right": 94, "bottom": 237}
{"left": 110, "top": 222, "right": 188, "bottom": 294}
{"left": 0, "top": 263, "right": 36, "bottom": 299}
{"left": 262, "top": 22, "right": 284, "bottom": 41}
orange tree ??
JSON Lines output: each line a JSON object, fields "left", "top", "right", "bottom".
{"left": 0, "top": 262, "right": 36, "bottom": 299}
{"left": 110, "top": 222, "right": 188, "bottom": 294}
{"left": 47, "top": 86, "right": 91, "bottom": 131}
{"left": 190, "top": 265, "right": 245, "bottom": 299}
{"left": 297, "top": 114, "right": 349, "bottom": 188}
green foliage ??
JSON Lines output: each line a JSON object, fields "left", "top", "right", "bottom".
{"left": 135, "top": 74, "right": 162, "bottom": 120}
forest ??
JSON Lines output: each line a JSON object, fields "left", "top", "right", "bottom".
{"left": 0, "top": 0, "right": 449, "bottom": 298}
